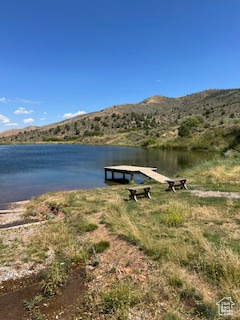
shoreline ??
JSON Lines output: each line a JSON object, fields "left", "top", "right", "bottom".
{"left": 0, "top": 146, "right": 222, "bottom": 209}
{"left": 0, "top": 140, "right": 227, "bottom": 153}
{"left": 0, "top": 155, "right": 240, "bottom": 318}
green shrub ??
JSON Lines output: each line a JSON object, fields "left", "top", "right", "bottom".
{"left": 24, "top": 294, "right": 43, "bottom": 311}
{"left": 67, "top": 218, "right": 98, "bottom": 233}
{"left": 178, "top": 116, "right": 201, "bottom": 137}
{"left": 168, "top": 275, "right": 183, "bottom": 288}
{"left": 101, "top": 283, "right": 131, "bottom": 319}
{"left": 141, "top": 138, "right": 156, "bottom": 147}
{"left": 178, "top": 124, "right": 190, "bottom": 137}
{"left": 195, "top": 301, "right": 217, "bottom": 319}
{"left": 42, "top": 261, "right": 67, "bottom": 297}
{"left": 163, "top": 311, "right": 182, "bottom": 320}
{"left": 92, "top": 240, "right": 110, "bottom": 253}
{"left": 162, "top": 208, "right": 184, "bottom": 227}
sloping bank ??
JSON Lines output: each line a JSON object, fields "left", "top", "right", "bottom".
{"left": 0, "top": 153, "right": 239, "bottom": 319}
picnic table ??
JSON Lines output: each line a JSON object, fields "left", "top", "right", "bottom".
{"left": 127, "top": 185, "right": 153, "bottom": 202}
{"left": 166, "top": 178, "right": 188, "bottom": 192}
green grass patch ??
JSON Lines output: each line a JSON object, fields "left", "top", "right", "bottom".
{"left": 161, "top": 208, "right": 184, "bottom": 227}
{"left": 101, "top": 282, "right": 140, "bottom": 320}
{"left": 67, "top": 218, "right": 98, "bottom": 233}
{"left": 92, "top": 240, "right": 110, "bottom": 253}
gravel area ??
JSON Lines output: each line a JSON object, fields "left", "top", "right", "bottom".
{"left": 0, "top": 200, "right": 54, "bottom": 283}
{"left": 191, "top": 190, "right": 240, "bottom": 199}
{"left": 0, "top": 200, "right": 30, "bottom": 225}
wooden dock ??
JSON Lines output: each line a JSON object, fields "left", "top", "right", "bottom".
{"left": 104, "top": 165, "right": 170, "bottom": 183}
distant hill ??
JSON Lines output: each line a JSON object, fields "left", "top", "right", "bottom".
{"left": 0, "top": 126, "right": 38, "bottom": 138}
{"left": 1, "top": 89, "right": 240, "bottom": 152}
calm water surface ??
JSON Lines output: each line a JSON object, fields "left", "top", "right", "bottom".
{"left": 0, "top": 144, "right": 213, "bottom": 207}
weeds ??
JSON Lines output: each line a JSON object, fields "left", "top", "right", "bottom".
{"left": 24, "top": 295, "right": 43, "bottom": 311}
{"left": 163, "top": 312, "right": 182, "bottom": 320}
{"left": 67, "top": 218, "right": 98, "bottom": 233}
{"left": 162, "top": 207, "right": 184, "bottom": 227}
{"left": 32, "top": 309, "right": 45, "bottom": 320}
{"left": 92, "top": 240, "right": 110, "bottom": 253}
{"left": 101, "top": 282, "right": 132, "bottom": 319}
{"left": 42, "top": 261, "right": 67, "bottom": 297}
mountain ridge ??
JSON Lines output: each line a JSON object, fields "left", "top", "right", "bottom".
{"left": 1, "top": 88, "right": 240, "bottom": 152}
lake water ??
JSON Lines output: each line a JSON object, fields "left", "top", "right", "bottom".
{"left": 0, "top": 144, "right": 213, "bottom": 207}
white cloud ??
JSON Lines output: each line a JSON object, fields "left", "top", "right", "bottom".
{"left": 62, "top": 111, "right": 86, "bottom": 119}
{"left": 43, "top": 112, "right": 47, "bottom": 115}
{"left": 14, "top": 107, "right": 33, "bottom": 115}
{"left": 0, "top": 97, "right": 10, "bottom": 103}
{"left": 5, "top": 123, "right": 18, "bottom": 126}
{"left": 15, "top": 98, "right": 39, "bottom": 104}
{"left": 0, "top": 114, "right": 10, "bottom": 123}
{"left": 40, "top": 118, "right": 46, "bottom": 121}
{"left": 23, "top": 118, "right": 34, "bottom": 124}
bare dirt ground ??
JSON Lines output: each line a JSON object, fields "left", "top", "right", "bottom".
{"left": 0, "top": 267, "right": 85, "bottom": 320}
{"left": 83, "top": 212, "right": 158, "bottom": 319}
{"left": 190, "top": 190, "right": 240, "bottom": 199}
{"left": 0, "top": 200, "right": 30, "bottom": 225}
{"left": 86, "top": 212, "right": 154, "bottom": 285}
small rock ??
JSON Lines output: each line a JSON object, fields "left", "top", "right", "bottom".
{"left": 86, "top": 265, "right": 94, "bottom": 271}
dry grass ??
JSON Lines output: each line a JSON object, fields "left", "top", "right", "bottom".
{"left": 2, "top": 156, "right": 240, "bottom": 319}
{"left": 201, "top": 165, "right": 240, "bottom": 184}
{"left": 100, "top": 185, "right": 240, "bottom": 318}
{"left": 180, "top": 154, "right": 240, "bottom": 186}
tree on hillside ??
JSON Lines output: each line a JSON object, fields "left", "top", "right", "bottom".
{"left": 178, "top": 124, "right": 190, "bottom": 137}
{"left": 54, "top": 126, "right": 61, "bottom": 134}
{"left": 178, "top": 117, "right": 201, "bottom": 137}
{"left": 65, "top": 124, "right": 70, "bottom": 131}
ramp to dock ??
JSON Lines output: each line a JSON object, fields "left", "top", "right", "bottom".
{"left": 139, "top": 168, "right": 170, "bottom": 183}
{"left": 104, "top": 165, "right": 170, "bottom": 183}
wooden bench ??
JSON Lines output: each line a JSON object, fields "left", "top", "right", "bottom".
{"left": 127, "top": 185, "right": 153, "bottom": 202}
{"left": 166, "top": 178, "right": 188, "bottom": 192}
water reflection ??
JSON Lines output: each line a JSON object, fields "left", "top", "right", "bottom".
{"left": 0, "top": 144, "right": 214, "bottom": 207}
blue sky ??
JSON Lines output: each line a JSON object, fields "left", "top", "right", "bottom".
{"left": 0, "top": 0, "right": 239, "bottom": 132}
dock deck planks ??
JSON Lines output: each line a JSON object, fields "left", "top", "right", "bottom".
{"left": 104, "top": 165, "right": 170, "bottom": 183}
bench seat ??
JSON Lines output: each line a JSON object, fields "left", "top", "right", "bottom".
{"left": 127, "top": 185, "right": 153, "bottom": 202}
{"left": 166, "top": 178, "right": 187, "bottom": 192}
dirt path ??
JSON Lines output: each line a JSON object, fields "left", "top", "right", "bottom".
{"left": 86, "top": 212, "right": 153, "bottom": 285}
{"left": 83, "top": 212, "right": 156, "bottom": 319}
{"left": 191, "top": 190, "right": 240, "bottom": 199}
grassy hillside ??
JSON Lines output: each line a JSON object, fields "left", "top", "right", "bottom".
{"left": 2, "top": 154, "right": 239, "bottom": 319}
{"left": 1, "top": 89, "right": 240, "bottom": 152}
